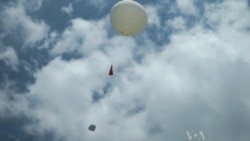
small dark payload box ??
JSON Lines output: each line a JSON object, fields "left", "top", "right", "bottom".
{"left": 88, "top": 124, "right": 96, "bottom": 132}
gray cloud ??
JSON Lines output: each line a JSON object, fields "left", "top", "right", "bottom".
{"left": 1, "top": 0, "right": 250, "bottom": 141}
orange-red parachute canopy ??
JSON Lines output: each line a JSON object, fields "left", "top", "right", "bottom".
{"left": 109, "top": 65, "right": 113, "bottom": 76}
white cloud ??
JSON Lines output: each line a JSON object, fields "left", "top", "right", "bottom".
{"left": 0, "top": 77, "right": 30, "bottom": 118}
{"left": 145, "top": 5, "right": 161, "bottom": 27}
{"left": 0, "top": 88, "right": 12, "bottom": 117}
{"left": 2, "top": 1, "right": 49, "bottom": 45}
{"left": 23, "top": 55, "right": 146, "bottom": 141}
{"left": 203, "top": 0, "right": 250, "bottom": 62}
{"left": 21, "top": 0, "right": 44, "bottom": 11}
{"left": 204, "top": 0, "right": 250, "bottom": 30}
{"left": 51, "top": 17, "right": 137, "bottom": 66}
{"left": 166, "top": 16, "right": 186, "bottom": 31}
{"left": 0, "top": 47, "right": 19, "bottom": 69}
{"left": 51, "top": 18, "right": 108, "bottom": 55}
{"left": 1, "top": 0, "right": 250, "bottom": 141}
{"left": 61, "top": 3, "right": 74, "bottom": 16}
{"left": 176, "top": 0, "right": 197, "bottom": 15}
{"left": 75, "top": 0, "right": 108, "bottom": 11}
{"left": 89, "top": 0, "right": 107, "bottom": 7}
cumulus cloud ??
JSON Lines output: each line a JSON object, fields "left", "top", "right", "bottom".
{"left": 75, "top": 0, "right": 109, "bottom": 11}
{"left": 166, "top": 16, "right": 187, "bottom": 31}
{"left": 1, "top": 0, "right": 250, "bottom": 141}
{"left": 176, "top": 0, "right": 197, "bottom": 15}
{"left": 0, "top": 47, "right": 19, "bottom": 69}
{"left": 1, "top": 0, "right": 49, "bottom": 45}
{"left": 61, "top": 3, "right": 74, "bottom": 16}
{"left": 145, "top": 5, "right": 161, "bottom": 27}
{"left": 50, "top": 17, "right": 137, "bottom": 66}
{"left": 21, "top": 0, "right": 45, "bottom": 11}
{"left": 51, "top": 18, "right": 108, "bottom": 55}
{"left": 0, "top": 76, "right": 30, "bottom": 118}
{"left": 204, "top": 0, "right": 250, "bottom": 31}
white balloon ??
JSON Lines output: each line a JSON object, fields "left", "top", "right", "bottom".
{"left": 110, "top": 0, "right": 148, "bottom": 36}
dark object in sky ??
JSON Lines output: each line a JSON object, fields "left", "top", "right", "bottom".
{"left": 109, "top": 65, "right": 113, "bottom": 76}
{"left": 88, "top": 124, "right": 96, "bottom": 131}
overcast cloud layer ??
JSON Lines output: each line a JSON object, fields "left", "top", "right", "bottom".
{"left": 1, "top": 0, "right": 250, "bottom": 141}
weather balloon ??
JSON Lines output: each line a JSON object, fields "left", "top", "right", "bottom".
{"left": 110, "top": 0, "right": 148, "bottom": 36}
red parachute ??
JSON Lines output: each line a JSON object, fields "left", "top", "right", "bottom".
{"left": 109, "top": 65, "right": 113, "bottom": 76}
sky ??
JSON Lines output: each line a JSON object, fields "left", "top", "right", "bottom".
{"left": 0, "top": 0, "right": 250, "bottom": 141}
